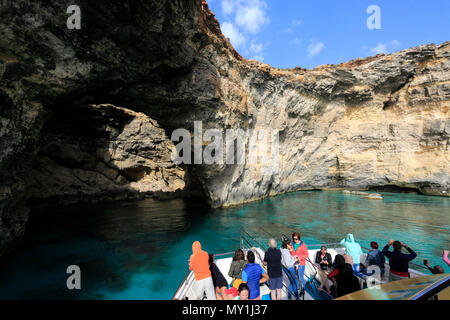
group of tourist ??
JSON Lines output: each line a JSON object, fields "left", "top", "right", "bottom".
{"left": 187, "top": 234, "right": 449, "bottom": 300}
{"left": 187, "top": 232, "right": 310, "bottom": 300}
{"left": 188, "top": 241, "right": 250, "bottom": 300}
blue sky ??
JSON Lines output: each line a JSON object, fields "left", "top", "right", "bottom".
{"left": 208, "top": 0, "right": 450, "bottom": 69}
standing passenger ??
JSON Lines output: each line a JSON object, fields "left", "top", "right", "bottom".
{"left": 382, "top": 240, "right": 417, "bottom": 282}
{"left": 290, "top": 232, "right": 309, "bottom": 289}
{"left": 281, "top": 239, "right": 299, "bottom": 299}
{"left": 340, "top": 233, "right": 364, "bottom": 277}
{"left": 189, "top": 241, "right": 216, "bottom": 300}
{"left": 242, "top": 251, "right": 269, "bottom": 300}
{"left": 263, "top": 239, "right": 283, "bottom": 300}
{"left": 365, "top": 241, "right": 386, "bottom": 280}
{"left": 228, "top": 248, "right": 247, "bottom": 289}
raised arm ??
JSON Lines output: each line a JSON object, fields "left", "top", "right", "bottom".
{"left": 382, "top": 242, "right": 393, "bottom": 258}
{"left": 402, "top": 243, "right": 417, "bottom": 261}
{"left": 443, "top": 250, "right": 450, "bottom": 267}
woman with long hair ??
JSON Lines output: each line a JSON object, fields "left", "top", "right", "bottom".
{"left": 228, "top": 248, "right": 247, "bottom": 289}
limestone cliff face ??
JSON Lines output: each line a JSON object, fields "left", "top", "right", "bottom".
{"left": 0, "top": 0, "right": 448, "bottom": 255}
{"left": 203, "top": 42, "right": 450, "bottom": 207}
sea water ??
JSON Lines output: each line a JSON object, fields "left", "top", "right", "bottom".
{"left": 0, "top": 191, "right": 448, "bottom": 299}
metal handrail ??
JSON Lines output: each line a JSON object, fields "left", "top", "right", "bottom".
{"left": 172, "top": 269, "right": 193, "bottom": 300}
{"left": 255, "top": 229, "right": 305, "bottom": 298}
{"left": 361, "top": 246, "right": 429, "bottom": 271}
{"left": 240, "top": 231, "right": 302, "bottom": 300}
{"left": 213, "top": 251, "right": 235, "bottom": 258}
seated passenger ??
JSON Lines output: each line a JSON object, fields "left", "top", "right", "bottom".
{"left": 228, "top": 248, "right": 247, "bottom": 289}
{"left": 208, "top": 254, "right": 229, "bottom": 300}
{"left": 327, "top": 254, "right": 344, "bottom": 297}
{"left": 328, "top": 254, "right": 361, "bottom": 297}
{"left": 315, "top": 246, "right": 333, "bottom": 295}
{"left": 242, "top": 251, "right": 269, "bottom": 300}
{"left": 224, "top": 282, "right": 251, "bottom": 300}
{"left": 335, "top": 262, "right": 362, "bottom": 298}
{"left": 236, "top": 283, "right": 250, "bottom": 300}
{"left": 315, "top": 246, "right": 333, "bottom": 271}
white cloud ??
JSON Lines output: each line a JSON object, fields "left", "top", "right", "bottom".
{"left": 222, "top": 21, "right": 246, "bottom": 48}
{"left": 221, "top": 0, "right": 235, "bottom": 15}
{"left": 370, "top": 42, "right": 387, "bottom": 54}
{"left": 307, "top": 40, "right": 324, "bottom": 58}
{"left": 248, "top": 41, "right": 264, "bottom": 61}
{"left": 219, "top": 1, "right": 269, "bottom": 60}
{"left": 369, "top": 40, "right": 401, "bottom": 55}
{"left": 234, "top": 0, "right": 270, "bottom": 34}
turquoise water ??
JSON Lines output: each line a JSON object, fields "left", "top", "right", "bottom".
{"left": 0, "top": 191, "right": 449, "bottom": 299}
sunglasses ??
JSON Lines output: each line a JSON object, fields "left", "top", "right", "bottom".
{"left": 293, "top": 238, "right": 299, "bottom": 240}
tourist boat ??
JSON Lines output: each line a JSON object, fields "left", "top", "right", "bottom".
{"left": 173, "top": 230, "right": 449, "bottom": 300}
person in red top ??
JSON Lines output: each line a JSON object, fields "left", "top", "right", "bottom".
{"left": 290, "top": 232, "right": 308, "bottom": 289}
{"left": 189, "top": 241, "right": 216, "bottom": 300}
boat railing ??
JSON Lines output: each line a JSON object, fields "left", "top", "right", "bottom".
{"left": 173, "top": 250, "right": 236, "bottom": 300}
{"left": 240, "top": 230, "right": 304, "bottom": 300}
{"left": 173, "top": 269, "right": 193, "bottom": 300}
{"left": 360, "top": 246, "right": 429, "bottom": 272}
{"left": 279, "top": 233, "right": 335, "bottom": 300}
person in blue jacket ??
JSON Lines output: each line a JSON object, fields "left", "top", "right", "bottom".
{"left": 340, "top": 233, "right": 364, "bottom": 278}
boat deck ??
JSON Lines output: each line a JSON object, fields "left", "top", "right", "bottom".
{"left": 173, "top": 233, "right": 428, "bottom": 300}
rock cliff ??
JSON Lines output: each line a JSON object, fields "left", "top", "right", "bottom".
{"left": 0, "top": 0, "right": 448, "bottom": 256}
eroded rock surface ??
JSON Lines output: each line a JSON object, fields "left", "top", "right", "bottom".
{"left": 0, "top": 0, "right": 448, "bottom": 256}
{"left": 26, "top": 104, "right": 186, "bottom": 204}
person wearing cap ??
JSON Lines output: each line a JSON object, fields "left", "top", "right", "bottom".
{"left": 365, "top": 241, "right": 386, "bottom": 280}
